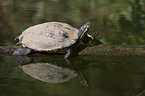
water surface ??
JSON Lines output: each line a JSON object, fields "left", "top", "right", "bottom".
{"left": 0, "top": 55, "right": 145, "bottom": 96}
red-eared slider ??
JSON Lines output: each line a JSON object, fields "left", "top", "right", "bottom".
{"left": 13, "top": 22, "right": 91, "bottom": 58}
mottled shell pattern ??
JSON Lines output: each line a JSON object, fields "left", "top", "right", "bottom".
{"left": 19, "top": 22, "right": 79, "bottom": 51}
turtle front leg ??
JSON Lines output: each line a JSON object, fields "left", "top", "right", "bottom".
{"left": 13, "top": 47, "right": 32, "bottom": 56}
{"left": 82, "top": 34, "right": 103, "bottom": 45}
{"left": 64, "top": 48, "right": 72, "bottom": 59}
{"left": 64, "top": 41, "right": 79, "bottom": 59}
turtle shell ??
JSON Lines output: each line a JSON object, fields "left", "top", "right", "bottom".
{"left": 19, "top": 22, "right": 79, "bottom": 51}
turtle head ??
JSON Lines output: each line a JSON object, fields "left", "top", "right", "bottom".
{"left": 78, "top": 21, "right": 91, "bottom": 39}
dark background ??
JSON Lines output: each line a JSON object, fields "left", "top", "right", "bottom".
{"left": 0, "top": 0, "right": 145, "bottom": 46}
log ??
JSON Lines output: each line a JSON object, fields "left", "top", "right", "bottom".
{"left": 1, "top": 45, "right": 145, "bottom": 56}
{"left": 79, "top": 45, "right": 145, "bottom": 56}
{"left": 0, "top": 46, "right": 20, "bottom": 55}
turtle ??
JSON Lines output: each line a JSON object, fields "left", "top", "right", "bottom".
{"left": 13, "top": 21, "right": 91, "bottom": 58}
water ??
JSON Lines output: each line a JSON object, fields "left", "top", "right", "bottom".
{"left": 0, "top": 0, "right": 145, "bottom": 96}
{"left": 0, "top": 55, "right": 145, "bottom": 96}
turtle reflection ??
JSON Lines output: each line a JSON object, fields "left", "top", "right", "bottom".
{"left": 20, "top": 63, "right": 77, "bottom": 83}
{"left": 16, "top": 56, "right": 88, "bottom": 86}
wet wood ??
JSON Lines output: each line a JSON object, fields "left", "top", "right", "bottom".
{"left": 0, "top": 46, "right": 20, "bottom": 55}
{"left": 1, "top": 45, "right": 145, "bottom": 56}
{"left": 79, "top": 45, "right": 145, "bottom": 56}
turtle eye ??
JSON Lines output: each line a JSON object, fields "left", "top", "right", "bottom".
{"left": 80, "top": 21, "right": 91, "bottom": 32}
{"left": 83, "top": 22, "right": 90, "bottom": 30}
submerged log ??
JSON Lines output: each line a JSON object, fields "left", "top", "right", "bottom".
{"left": 0, "top": 45, "right": 145, "bottom": 56}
